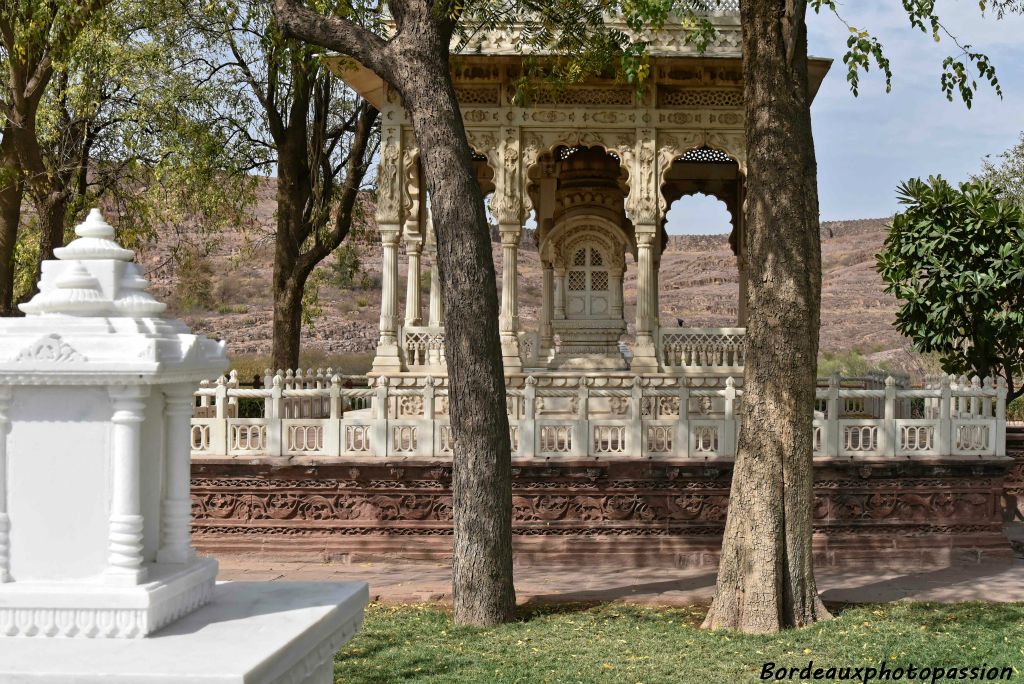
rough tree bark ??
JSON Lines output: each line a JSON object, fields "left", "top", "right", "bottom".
{"left": 702, "top": 0, "right": 831, "bottom": 632}
{"left": 270, "top": 122, "right": 313, "bottom": 371}
{"left": 0, "top": 123, "right": 23, "bottom": 315}
{"left": 273, "top": 0, "right": 516, "bottom": 626}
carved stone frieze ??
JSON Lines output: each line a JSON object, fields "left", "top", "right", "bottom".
{"left": 190, "top": 460, "right": 1012, "bottom": 549}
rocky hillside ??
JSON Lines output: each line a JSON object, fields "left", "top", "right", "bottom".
{"left": 139, "top": 180, "right": 909, "bottom": 367}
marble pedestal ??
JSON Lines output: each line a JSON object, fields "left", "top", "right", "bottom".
{"left": 0, "top": 581, "right": 368, "bottom": 684}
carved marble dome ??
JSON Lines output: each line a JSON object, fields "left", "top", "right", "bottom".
{"left": 0, "top": 209, "right": 226, "bottom": 381}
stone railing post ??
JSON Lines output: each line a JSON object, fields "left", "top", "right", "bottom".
{"left": 227, "top": 370, "right": 239, "bottom": 417}
{"left": 198, "top": 379, "right": 211, "bottom": 416}
{"left": 938, "top": 374, "right": 952, "bottom": 455}
{"left": 158, "top": 384, "right": 198, "bottom": 565}
{"left": 722, "top": 378, "right": 737, "bottom": 457}
{"left": 970, "top": 375, "right": 981, "bottom": 417}
{"left": 630, "top": 378, "right": 644, "bottom": 458}
{"left": 262, "top": 368, "right": 273, "bottom": 415}
{"left": 372, "top": 377, "right": 389, "bottom": 457}
{"left": 884, "top": 376, "right": 897, "bottom": 457}
{"left": 107, "top": 386, "right": 150, "bottom": 584}
{"left": 827, "top": 372, "right": 840, "bottom": 458}
{"left": 676, "top": 382, "right": 690, "bottom": 459}
{"left": 330, "top": 374, "right": 342, "bottom": 419}
{"left": 575, "top": 378, "right": 590, "bottom": 458}
{"left": 214, "top": 375, "right": 228, "bottom": 420}
{"left": 422, "top": 377, "right": 436, "bottom": 457}
{"left": 520, "top": 377, "right": 536, "bottom": 459}
{"left": 996, "top": 376, "right": 1007, "bottom": 458}
{"left": 0, "top": 387, "right": 10, "bottom": 582}
{"left": 982, "top": 377, "right": 993, "bottom": 418}
{"left": 267, "top": 374, "right": 284, "bottom": 458}
{"left": 326, "top": 374, "right": 342, "bottom": 456}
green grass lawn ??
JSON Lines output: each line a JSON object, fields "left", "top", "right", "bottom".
{"left": 334, "top": 602, "right": 1024, "bottom": 684}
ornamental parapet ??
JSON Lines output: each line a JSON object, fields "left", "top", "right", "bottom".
{"left": 191, "top": 370, "right": 1008, "bottom": 463}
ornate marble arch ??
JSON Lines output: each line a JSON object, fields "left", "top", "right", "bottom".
{"left": 520, "top": 130, "right": 638, "bottom": 220}
{"left": 543, "top": 218, "right": 630, "bottom": 276}
{"left": 655, "top": 129, "right": 745, "bottom": 218}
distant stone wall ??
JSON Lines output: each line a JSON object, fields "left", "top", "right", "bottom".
{"left": 191, "top": 455, "right": 1013, "bottom": 568}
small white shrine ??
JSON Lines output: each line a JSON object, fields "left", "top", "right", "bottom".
{"left": 0, "top": 210, "right": 366, "bottom": 682}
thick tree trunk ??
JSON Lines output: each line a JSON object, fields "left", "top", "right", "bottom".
{"left": 399, "top": 26, "right": 515, "bottom": 627}
{"left": 0, "top": 127, "right": 23, "bottom": 316}
{"left": 271, "top": 145, "right": 309, "bottom": 372}
{"left": 271, "top": 276, "right": 304, "bottom": 372}
{"left": 271, "top": 0, "right": 516, "bottom": 628}
{"left": 702, "top": 0, "right": 830, "bottom": 633}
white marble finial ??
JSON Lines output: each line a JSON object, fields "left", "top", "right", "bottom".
{"left": 53, "top": 208, "right": 134, "bottom": 262}
{"left": 76, "top": 208, "right": 116, "bottom": 239}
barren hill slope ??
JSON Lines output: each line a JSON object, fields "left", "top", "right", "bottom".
{"left": 140, "top": 182, "right": 904, "bottom": 364}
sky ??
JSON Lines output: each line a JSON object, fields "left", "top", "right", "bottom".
{"left": 665, "top": 0, "right": 1024, "bottom": 235}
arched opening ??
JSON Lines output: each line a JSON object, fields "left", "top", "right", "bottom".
{"left": 663, "top": 193, "right": 733, "bottom": 235}
{"left": 526, "top": 145, "right": 634, "bottom": 370}
{"left": 658, "top": 146, "right": 747, "bottom": 335}
{"left": 660, "top": 193, "right": 739, "bottom": 329}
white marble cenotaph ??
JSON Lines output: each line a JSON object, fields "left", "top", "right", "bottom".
{"left": 0, "top": 209, "right": 367, "bottom": 683}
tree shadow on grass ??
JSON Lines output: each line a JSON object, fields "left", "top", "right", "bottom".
{"left": 516, "top": 572, "right": 718, "bottom": 607}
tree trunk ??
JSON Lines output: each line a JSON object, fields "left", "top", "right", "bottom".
{"left": 0, "top": 127, "right": 22, "bottom": 316}
{"left": 271, "top": 146, "right": 308, "bottom": 372}
{"left": 25, "top": 193, "right": 69, "bottom": 303}
{"left": 702, "top": 0, "right": 830, "bottom": 633}
{"left": 271, "top": 275, "right": 304, "bottom": 372}
{"left": 270, "top": 0, "right": 516, "bottom": 628}
{"left": 398, "top": 24, "right": 516, "bottom": 627}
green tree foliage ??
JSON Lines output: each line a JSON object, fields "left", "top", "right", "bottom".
{"left": 877, "top": 176, "right": 1024, "bottom": 401}
{"left": 178, "top": 0, "right": 379, "bottom": 369}
{"left": 974, "top": 132, "right": 1024, "bottom": 207}
{"left": 0, "top": 0, "right": 258, "bottom": 307}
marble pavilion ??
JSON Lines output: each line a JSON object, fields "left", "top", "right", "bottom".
{"left": 329, "top": 8, "right": 830, "bottom": 381}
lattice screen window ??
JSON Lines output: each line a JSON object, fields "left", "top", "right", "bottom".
{"left": 568, "top": 271, "right": 586, "bottom": 291}
{"left": 590, "top": 249, "right": 603, "bottom": 266}
{"left": 658, "top": 87, "right": 743, "bottom": 108}
{"left": 573, "top": 249, "right": 587, "bottom": 266}
{"left": 676, "top": 146, "right": 734, "bottom": 164}
{"left": 591, "top": 271, "right": 609, "bottom": 291}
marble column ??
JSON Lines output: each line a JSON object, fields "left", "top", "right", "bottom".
{"left": 499, "top": 226, "right": 522, "bottom": 372}
{"left": 651, "top": 256, "right": 661, "bottom": 328}
{"left": 540, "top": 262, "right": 554, "bottom": 353}
{"left": 553, "top": 269, "right": 566, "bottom": 320}
{"left": 405, "top": 240, "right": 423, "bottom": 327}
{"left": 427, "top": 234, "right": 445, "bottom": 368}
{"left": 610, "top": 272, "right": 624, "bottom": 320}
{"left": 0, "top": 387, "right": 10, "bottom": 583}
{"left": 428, "top": 255, "right": 444, "bottom": 327}
{"left": 372, "top": 227, "right": 403, "bottom": 373}
{"left": 632, "top": 230, "right": 660, "bottom": 371}
{"left": 157, "top": 384, "right": 196, "bottom": 565}
{"left": 106, "top": 385, "right": 149, "bottom": 584}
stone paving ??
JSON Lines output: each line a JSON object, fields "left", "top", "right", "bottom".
{"left": 216, "top": 556, "right": 1024, "bottom": 607}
